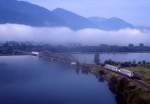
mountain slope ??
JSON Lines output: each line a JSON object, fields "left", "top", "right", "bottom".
{"left": 88, "top": 17, "right": 108, "bottom": 22}
{"left": 0, "top": 0, "right": 62, "bottom": 26}
{"left": 52, "top": 8, "right": 97, "bottom": 29}
{"left": 0, "top": 0, "right": 98, "bottom": 29}
{"left": 88, "top": 17, "right": 134, "bottom": 30}
{"left": 0, "top": 0, "right": 134, "bottom": 30}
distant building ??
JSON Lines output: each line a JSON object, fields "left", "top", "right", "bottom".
{"left": 128, "top": 44, "right": 134, "bottom": 48}
{"left": 139, "top": 43, "right": 144, "bottom": 47}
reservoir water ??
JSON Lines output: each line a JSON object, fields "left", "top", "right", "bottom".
{"left": 74, "top": 53, "right": 150, "bottom": 64}
{"left": 0, "top": 56, "right": 116, "bottom": 104}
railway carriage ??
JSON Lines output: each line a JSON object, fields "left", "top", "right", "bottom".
{"left": 104, "top": 64, "right": 134, "bottom": 78}
{"left": 119, "top": 68, "right": 134, "bottom": 78}
{"left": 104, "top": 64, "right": 118, "bottom": 72}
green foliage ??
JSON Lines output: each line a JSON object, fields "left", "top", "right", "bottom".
{"left": 109, "top": 77, "right": 150, "bottom": 104}
{"left": 127, "top": 66, "right": 150, "bottom": 84}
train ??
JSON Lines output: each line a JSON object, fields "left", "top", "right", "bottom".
{"left": 104, "top": 64, "right": 134, "bottom": 78}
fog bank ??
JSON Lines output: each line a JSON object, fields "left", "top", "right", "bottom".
{"left": 0, "top": 24, "right": 149, "bottom": 45}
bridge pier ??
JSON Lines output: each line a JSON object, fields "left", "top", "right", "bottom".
{"left": 39, "top": 52, "right": 79, "bottom": 66}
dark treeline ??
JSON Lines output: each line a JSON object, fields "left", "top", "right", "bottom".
{"left": 104, "top": 59, "right": 150, "bottom": 68}
{"left": 1, "top": 41, "right": 150, "bottom": 55}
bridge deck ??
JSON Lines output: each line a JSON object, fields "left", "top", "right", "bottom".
{"left": 39, "top": 52, "right": 78, "bottom": 65}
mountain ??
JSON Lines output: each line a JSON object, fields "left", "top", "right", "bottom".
{"left": 0, "top": 0, "right": 97, "bottom": 29}
{"left": 0, "top": 0, "right": 134, "bottom": 30}
{"left": 0, "top": 0, "right": 62, "bottom": 26}
{"left": 136, "top": 26, "right": 150, "bottom": 31}
{"left": 88, "top": 17, "right": 108, "bottom": 22}
{"left": 88, "top": 17, "right": 134, "bottom": 30}
{"left": 52, "top": 8, "right": 97, "bottom": 30}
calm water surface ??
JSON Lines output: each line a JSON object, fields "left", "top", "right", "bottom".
{"left": 74, "top": 53, "right": 150, "bottom": 64}
{"left": 0, "top": 56, "right": 116, "bottom": 104}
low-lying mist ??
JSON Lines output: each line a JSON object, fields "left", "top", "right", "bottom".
{"left": 0, "top": 24, "right": 149, "bottom": 46}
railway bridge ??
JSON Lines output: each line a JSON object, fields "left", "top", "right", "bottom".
{"left": 39, "top": 51, "right": 79, "bottom": 65}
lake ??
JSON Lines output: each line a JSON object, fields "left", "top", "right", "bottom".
{"left": 73, "top": 53, "right": 150, "bottom": 64}
{"left": 0, "top": 55, "right": 116, "bottom": 104}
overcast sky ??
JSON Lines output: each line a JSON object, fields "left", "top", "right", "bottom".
{"left": 22, "top": 0, "right": 150, "bottom": 27}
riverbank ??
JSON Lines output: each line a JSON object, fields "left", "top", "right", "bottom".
{"left": 127, "top": 66, "right": 150, "bottom": 84}
{"left": 81, "top": 64, "right": 150, "bottom": 104}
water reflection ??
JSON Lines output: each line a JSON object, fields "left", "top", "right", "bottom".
{"left": 0, "top": 56, "right": 116, "bottom": 104}
{"left": 73, "top": 53, "right": 150, "bottom": 64}
{"left": 95, "top": 74, "right": 105, "bottom": 82}
{"left": 75, "top": 67, "right": 90, "bottom": 75}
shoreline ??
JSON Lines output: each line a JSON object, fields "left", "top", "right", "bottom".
{"left": 82, "top": 64, "right": 150, "bottom": 104}
{"left": 0, "top": 54, "right": 29, "bottom": 56}
{"left": 1, "top": 55, "right": 150, "bottom": 104}
{"left": 72, "top": 51, "right": 150, "bottom": 54}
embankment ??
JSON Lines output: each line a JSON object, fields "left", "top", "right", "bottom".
{"left": 81, "top": 64, "right": 150, "bottom": 104}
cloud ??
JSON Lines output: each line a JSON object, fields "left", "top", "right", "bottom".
{"left": 0, "top": 24, "right": 149, "bottom": 45}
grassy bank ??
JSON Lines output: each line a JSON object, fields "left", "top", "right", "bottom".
{"left": 127, "top": 66, "right": 150, "bottom": 84}
{"left": 82, "top": 64, "right": 150, "bottom": 104}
